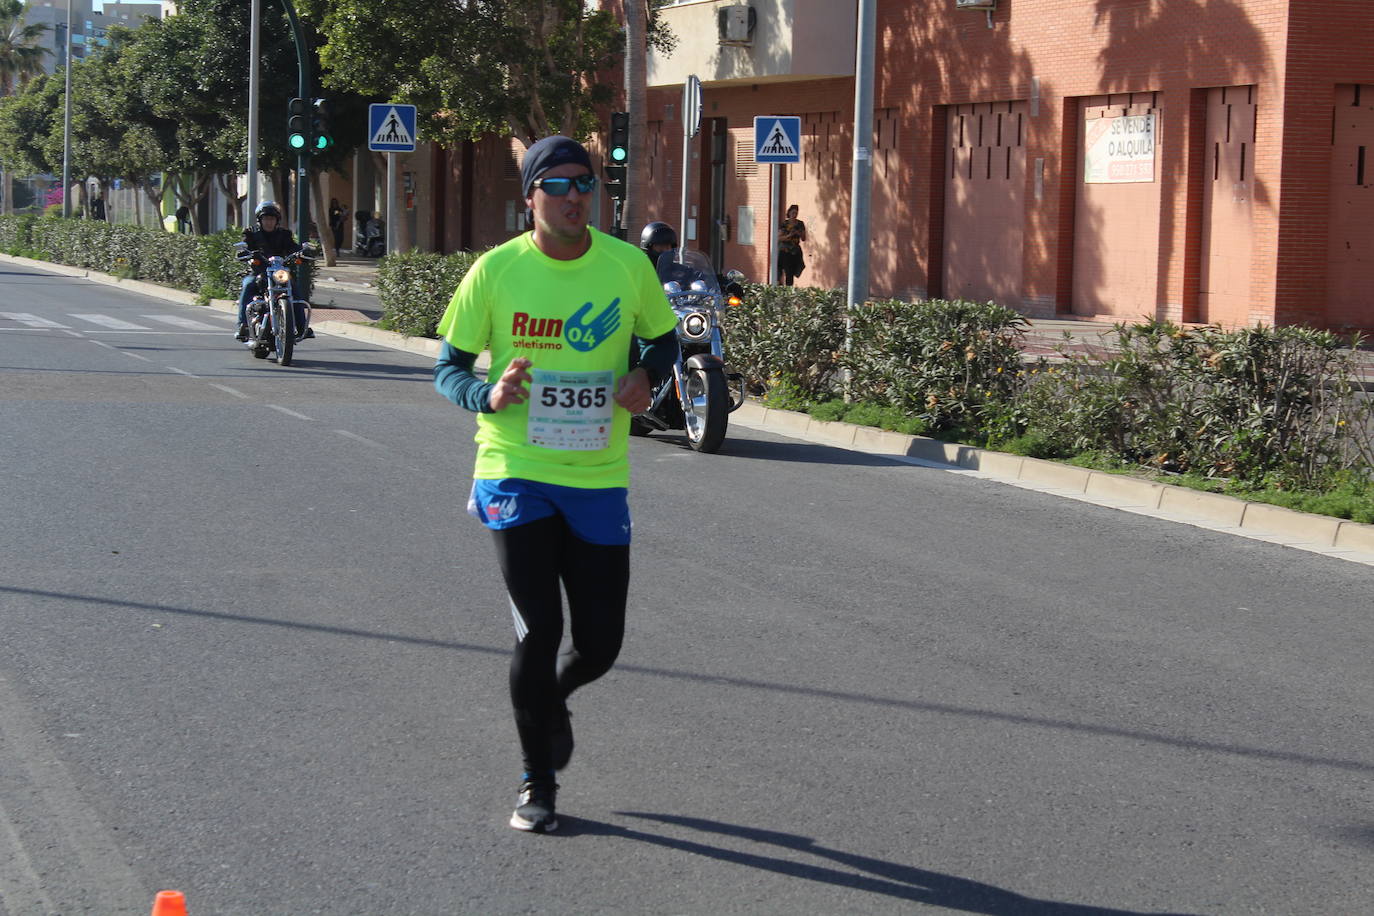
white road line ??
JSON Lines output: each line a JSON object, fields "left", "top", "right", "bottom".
{"left": 62, "top": 329, "right": 83, "bottom": 337}
{"left": 69, "top": 314, "right": 149, "bottom": 330}
{"left": 267, "top": 404, "right": 313, "bottom": 420}
{"left": 166, "top": 366, "right": 199, "bottom": 378}
{"left": 0, "top": 312, "right": 70, "bottom": 328}
{"left": 210, "top": 383, "right": 248, "bottom": 399}
{"left": 141, "top": 314, "right": 220, "bottom": 331}
{"left": 123, "top": 351, "right": 154, "bottom": 362}
{"left": 333, "top": 429, "right": 386, "bottom": 449}
{"left": 89, "top": 340, "right": 116, "bottom": 350}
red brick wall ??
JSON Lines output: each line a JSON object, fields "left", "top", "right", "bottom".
{"left": 438, "top": 0, "right": 1374, "bottom": 329}
{"left": 644, "top": 79, "right": 854, "bottom": 287}
{"left": 1276, "top": 2, "right": 1374, "bottom": 330}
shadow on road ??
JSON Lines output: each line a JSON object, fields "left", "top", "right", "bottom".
{"left": 560, "top": 812, "right": 1196, "bottom": 915}
{"left": 226, "top": 354, "right": 436, "bottom": 381}
{"left": 637, "top": 430, "right": 931, "bottom": 468}
{"left": 4, "top": 583, "right": 1372, "bottom": 778}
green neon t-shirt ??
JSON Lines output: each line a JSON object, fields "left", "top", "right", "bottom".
{"left": 436, "top": 227, "right": 679, "bottom": 489}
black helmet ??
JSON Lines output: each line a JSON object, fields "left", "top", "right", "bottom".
{"left": 254, "top": 200, "right": 282, "bottom": 226}
{"left": 640, "top": 221, "right": 677, "bottom": 252}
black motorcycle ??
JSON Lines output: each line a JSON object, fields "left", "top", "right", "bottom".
{"left": 630, "top": 249, "right": 746, "bottom": 453}
{"left": 234, "top": 242, "right": 315, "bottom": 366}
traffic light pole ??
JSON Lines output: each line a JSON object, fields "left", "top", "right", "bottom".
{"left": 277, "top": 0, "right": 312, "bottom": 245}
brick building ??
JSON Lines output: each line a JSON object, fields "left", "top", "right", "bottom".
{"left": 398, "top": 0, "right": 1374, "bottom": 332}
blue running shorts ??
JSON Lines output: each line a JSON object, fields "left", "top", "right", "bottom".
{"left": 468, "top": 478, "right": 632, "bottom": 546}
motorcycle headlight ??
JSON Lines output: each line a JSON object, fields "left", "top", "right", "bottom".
{"left": 679, "top": 311, "right": 710, "bottom": 341}
{"left": 272, "top": 268, "right": 292, "bottom": 284}
{"left": 663, "top": 281, "right": 682, "bottom": 294}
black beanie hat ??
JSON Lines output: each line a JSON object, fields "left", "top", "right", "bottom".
{"left": 521, "top": 135, "right": 593, "bottom": 197}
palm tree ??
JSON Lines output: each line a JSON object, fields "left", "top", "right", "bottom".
{"left": 0, "top": 0, "right": 49, "bottom": 97}
{"left": 1, "top": 0, "right": 50, "bottom": 214}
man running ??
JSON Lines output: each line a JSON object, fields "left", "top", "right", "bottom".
{"left": 433, "top": 135, "right": 680, "bottom": 833}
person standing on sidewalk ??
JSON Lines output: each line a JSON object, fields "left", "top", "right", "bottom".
{"left": 432, "top": 135, "right": 680, "bottom": 834}
{"left": 778, "top": 204, "right": 807, "bottom": 286}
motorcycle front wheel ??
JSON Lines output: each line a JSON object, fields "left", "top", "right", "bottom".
{"left": 682, "top": 367, "right": 727, "bottom": 453}
{"left": 272, "top": 295, "right": 294, "bottom": 367}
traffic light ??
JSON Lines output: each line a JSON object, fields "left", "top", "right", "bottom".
{"left": 287, "top": 97, "right": 309, "bottom": 151}
{"left": 608, "top": 110, "right": 629, "bottom": 165}
{"left": 604, "top": 165, "right": 626, "bottom": 200}
{"left": 605, "top": 111, "right": 629, "bottom": 199}
{"left": 311, "top": 98, "right": 333, "bottom": 153}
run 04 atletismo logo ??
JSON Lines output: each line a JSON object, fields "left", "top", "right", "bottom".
{"left": 511, "top": 299, "right": 621, "bottom": 352}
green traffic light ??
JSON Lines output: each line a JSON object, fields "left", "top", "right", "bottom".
{"left": 289, "top": 134, "right": 306, "bottom": 150}
{"left": 611, "top": 146, "right": 627, "bottom": 162}
{"left": 314, "top": 134, "right": 331, "bottom": 150}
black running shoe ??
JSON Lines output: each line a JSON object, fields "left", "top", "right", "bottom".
{"left": 510, "top": 772, "right": 558, "bottom": 833}
{"left": 234, "top": 323, "right": 249, "bottom": 341}
{"left": 550, "top": 702, "right": 573, "bottom": 771}
{"left": 304, "top": 327, "right": 315, "bottom": 339}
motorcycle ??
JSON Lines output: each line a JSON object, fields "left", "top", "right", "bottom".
{"left": 233, "top": 241, "right": 315, "bottom": 367}
{"left": 354, "top": 211, "right": 385, "bottom": 257}
{"left": 630, "top": 248, "right": 746, "bottom": 453}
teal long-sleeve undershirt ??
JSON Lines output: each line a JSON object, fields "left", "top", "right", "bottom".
{"left": 433, "top": 331, "right": 681, "bottom": 414}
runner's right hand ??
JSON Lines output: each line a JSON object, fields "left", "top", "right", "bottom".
{"left": 489, "top": 357, "right": 533, "bottom": 411}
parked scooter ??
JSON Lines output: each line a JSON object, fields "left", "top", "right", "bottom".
{"left": 354, "top": 210, "right": 385, "bottom": 257}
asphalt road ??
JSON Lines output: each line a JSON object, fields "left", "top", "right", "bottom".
{"left": 1, "top": 263, "right": 1371, "bottom": 915}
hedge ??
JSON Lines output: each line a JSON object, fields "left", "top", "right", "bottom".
{"left": 0, "top": 214, "right": 299, "bottom": 303}
{"left": 375, "top": 248, "right": 483, "bottom": 338}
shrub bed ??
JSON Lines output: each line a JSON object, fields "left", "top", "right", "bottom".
{"left": 0, "top": 214, "right": 243, "bottom": 302}
{"left": 1013, "top": 320, "right": 1373, "bottom": 490}
{"left": 375, "top": 249, "right": 483, "bottom": 338}
{"left": 729, "top": 285, "right": 1373, "bottom": 511}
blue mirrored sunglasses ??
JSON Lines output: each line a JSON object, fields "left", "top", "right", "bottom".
{"left": 532, "top": 174, "right": 598, "bottom": 196}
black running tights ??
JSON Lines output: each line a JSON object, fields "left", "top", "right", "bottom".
{"left": 491, "top": 515, "right": 630, "bottom": 772}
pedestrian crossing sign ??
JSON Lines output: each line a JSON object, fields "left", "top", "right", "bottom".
{"left": 369, "top": 104, "right": 418, "bottom": 152}
{"left": 754, "top": 116, "right": 802, "bottom": 164}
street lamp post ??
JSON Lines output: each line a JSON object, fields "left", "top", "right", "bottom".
{"left": 246, "top": 0, "right": 261, "bottom": 224}
{"left": 61, "top": 0, "right": 73, "bottom": 218}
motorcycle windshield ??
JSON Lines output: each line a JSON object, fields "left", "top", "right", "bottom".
{"left": 656, "top": 248, "right": 720, "bottom": 296}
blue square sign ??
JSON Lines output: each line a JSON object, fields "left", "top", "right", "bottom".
{"left": 754, "top": 116, "right": 802, "bottom": 164}
{"left": 369, "top": 104, "right": 418, "bottom": 153}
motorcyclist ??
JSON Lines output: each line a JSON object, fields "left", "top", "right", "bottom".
{"left": 640, "top": 220, "right": 744, "bottom": 299}
{"left": 235, "top": 201, "right": 310, "bottom": 341}
{"left": 639, "top": 221, "right": 677, "bottom": 267}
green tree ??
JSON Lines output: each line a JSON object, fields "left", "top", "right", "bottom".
{"left": 113, "top": 0, "right": 366, "bottom": 236}
{"left": 299, "top": 0, "right": 622, "bottom": 147}
{"left": 0, "top": 69, "right": 61, "bottom": 175}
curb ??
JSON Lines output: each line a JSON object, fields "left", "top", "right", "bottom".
{"left": 8, "top": 252, "right": 1372, "bottom": 562}
{"left": 0, "top": 252, "right": 237, "bottom": 310}
{"left": 732, "top": 401, "right": 1374, "bottom": 563}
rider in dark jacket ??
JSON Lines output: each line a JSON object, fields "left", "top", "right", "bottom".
{"left": 235, "top": 201, "right": 309, "bottom": 341}
{"left": 639, "top": 221, "right": 677, "bottom": 267}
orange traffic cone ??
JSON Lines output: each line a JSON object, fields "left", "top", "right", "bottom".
{"left": 150, "top": 890, "right": 188, "bottom": 916}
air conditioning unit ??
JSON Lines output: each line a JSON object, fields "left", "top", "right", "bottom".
{"left": 718, "top": 5, "right": 756, "bottom": 46}
{"left": 955, "top": 0, "right": 996, "bottom": 9}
